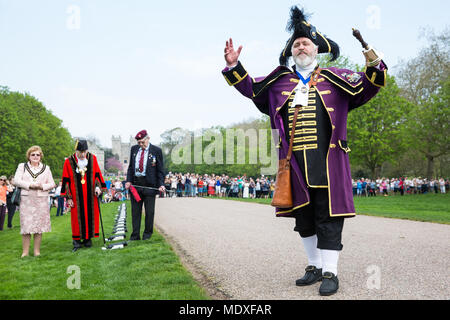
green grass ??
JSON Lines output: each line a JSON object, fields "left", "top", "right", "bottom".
{"left": 353, "top": 192, "right": 450, "bottom": 224}
{"left": 0, "top": 201, "right": 210, "bottom": 300}
{"left": 209, "top": 192, "right": 450, "bottom": 224}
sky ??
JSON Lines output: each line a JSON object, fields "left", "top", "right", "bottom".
{"left": 0, "top": 0, "right": 448, "bottom": 148}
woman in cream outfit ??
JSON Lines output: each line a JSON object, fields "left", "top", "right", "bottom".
{"left": 14, "top": 146, "right": 55, "bottom": 257}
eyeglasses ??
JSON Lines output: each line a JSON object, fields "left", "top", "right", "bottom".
{"left": 30, "top": 153, "right": 41, "bottom": 157}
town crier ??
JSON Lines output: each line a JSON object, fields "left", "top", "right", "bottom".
{"left": 222, "top": 6, "right": 387, "bottom": 296}
{"left": 61, "top": 139, "right": 107, "bottom": 252}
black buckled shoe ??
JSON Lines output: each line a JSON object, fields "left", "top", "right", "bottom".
{"left": 296, "top": 266, "right": 323, "bottom": 286}
{"left": 319, "top": 272, "right": 339, "bottom": 296}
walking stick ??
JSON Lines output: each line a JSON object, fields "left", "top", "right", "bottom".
{"left": 133, "top": 185, "right": 175, "bottom": 193}
{"left": 97, "top": 195, "right": 106, "bottom": 245}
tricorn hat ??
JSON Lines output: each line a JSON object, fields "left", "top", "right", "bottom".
{"left": 75, "top": 139, "right": 88, "bottom": 151}
{"left": 279, "top": 6, "right": 340, "bottom": 66}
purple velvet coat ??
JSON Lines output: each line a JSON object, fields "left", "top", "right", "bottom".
{"left": 222, "top": 61, "right": 387, "bottom": 218}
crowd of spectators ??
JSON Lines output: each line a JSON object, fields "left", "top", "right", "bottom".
{"left": 163, "top": 173, "right": 275, "bottom": 199}
{"left": 0, "top": 175, "right": 17, "bottom": 230}
{"left": 102, "top": 177, "right": 129, "bottom": 203}
{"left": 352, "top": 177, "right": 450, "bottom": 197}
{"left": 165, "top": 173, "right": 450, "bottom": 198}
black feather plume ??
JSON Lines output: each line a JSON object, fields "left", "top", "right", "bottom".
{"left": 287, "top": 6, "right": 310, "bottom": 32}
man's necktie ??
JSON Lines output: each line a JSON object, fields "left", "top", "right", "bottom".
{"left": 138, "top": 148, "right": 145, "bottom": 172}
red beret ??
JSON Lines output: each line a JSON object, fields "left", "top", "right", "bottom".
{"left": 135, "top": 130, "right": 148, "bottom": 140}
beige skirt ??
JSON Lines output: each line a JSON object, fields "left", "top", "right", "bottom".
{"left": 19, "top": 193, "right": 51, "bottom": 235}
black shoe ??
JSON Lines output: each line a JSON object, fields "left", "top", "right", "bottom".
{"left": 83, "top": 239, "right": 92, "bottom": 248}
{"left": 142, "top": 233, "right": 152, "bottom": 241}
{"left": 319, "top": 272, "right": 339, "bottom": 296}
{"left": 72, "top": 240, "right": 82, "bottom": 252}
{"left": 296, "top": 266, "right": 322, "bottom": 286}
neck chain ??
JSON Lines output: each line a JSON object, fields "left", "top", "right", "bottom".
{"left": 73, "top": 154, "right": 89, "bottom": 185}
{"left": 25, "top": 162, "right": 46, "bottom": 182}
{"left": 77, "top": 165, "right": 87, "bottom": 185}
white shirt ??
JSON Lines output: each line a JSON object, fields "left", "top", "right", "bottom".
{"left": 55, "top": 185, "right": 62, "bottom": 197}
{"left": 135, "top": 145, "right": 149, "bottom": 177}
{"left": 292, "top": 60, "right": 318, "bottom": 107}
{"left": 295, "top": 59, "right": 318, "bottom": 79}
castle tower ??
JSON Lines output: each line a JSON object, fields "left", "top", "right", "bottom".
{"left": 110, "top": 135, "right": 132, "bottom": 175}
{"left": 111, "top": 135, "right": 122, "bottom": 158}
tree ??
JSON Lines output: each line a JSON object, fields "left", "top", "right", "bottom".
{"left": 404, "top": 77, "right": 450, "bottom": 178}
{"left": 0, "top": 88, "right": 26, "bottom": 175}
{"left": 396, "top": 27, "right": 450, "bottom": 102}
{"left": 396, "top": 27, "right": 450, "bottom": 178}
{"left": 347, "top": 75, "right": 412, "bottom": 178}
{"left": 317, "top": 54, "right": 358, "bottom": 70}
{"left": 0, "top": 87, "right": 73, "bottom": 177}
{"left": 105, "top": 157, "right": 123, "bottom": 173}
{"left": 161, "top": 116, "right": 277, "bottom": 178}
{"left": 160, "top": 127, "right": 194, "bottom": 173}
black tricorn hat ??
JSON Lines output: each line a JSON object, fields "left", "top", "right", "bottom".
{"left": 75, "top": 139, "right": 88, "bottom": 151}
{"left": 279, "top": 6, "right": 340, "bottom": 66}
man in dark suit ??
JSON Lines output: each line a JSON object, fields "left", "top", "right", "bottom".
{"left": 125, "top": 130, "right": 165, "bottom": 241}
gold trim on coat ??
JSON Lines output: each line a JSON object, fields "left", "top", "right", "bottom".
{"left": 276, "top": 201, "right": 310, "bottom": 215}
{"left": 292, "top": 144, "right": 317, "bottom": 151}
{"left": 364, "top": 67, "right": 387, "bottom": 87}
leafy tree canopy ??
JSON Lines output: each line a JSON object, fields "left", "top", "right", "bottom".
{"left": 0, "top": 86, "right": 74, "bottom": 178}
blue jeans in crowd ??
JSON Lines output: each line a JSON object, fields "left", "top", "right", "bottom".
{"left": 185, "top": 184, "right": 191, "bottom": 197}
{"left": 56, "top": 196, "right": 65, "bottom": 216}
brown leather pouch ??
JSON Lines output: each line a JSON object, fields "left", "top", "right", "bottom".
{"left": 271, "top": 105, "right": 300, "bottom": 208}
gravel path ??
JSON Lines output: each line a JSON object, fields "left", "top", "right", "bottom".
{"left": 154, "top": 197, "right": 450, "bottom": 300}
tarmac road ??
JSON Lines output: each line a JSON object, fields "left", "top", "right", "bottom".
{"left": 154, "top": 197, "right": 450, "bottom": 300}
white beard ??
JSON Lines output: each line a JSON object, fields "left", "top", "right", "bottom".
{"left": 293, "top": 53, "right": 316, "bottom": 69}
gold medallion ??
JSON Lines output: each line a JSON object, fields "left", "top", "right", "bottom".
{"left": 78, "top": 166, "right": 87, "bottom": 185}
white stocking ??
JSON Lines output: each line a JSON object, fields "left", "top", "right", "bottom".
{"left": 301, "top": 235, "right": 322, "bottom": 269}
{"left": 321, "top": 249, "right": 339, "bottom": 276}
